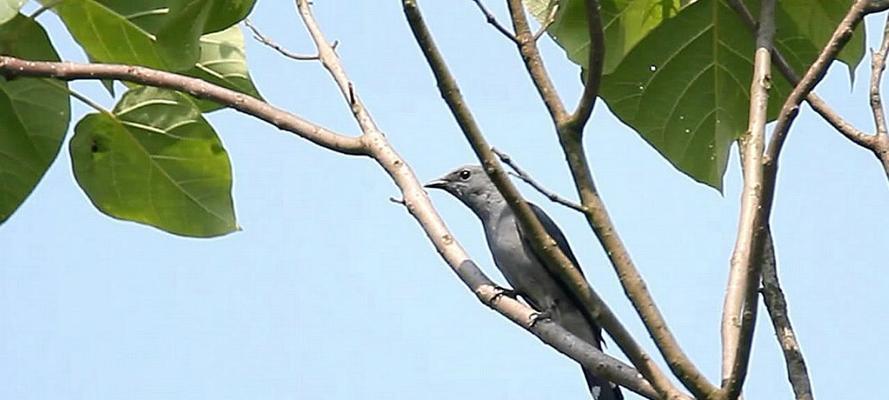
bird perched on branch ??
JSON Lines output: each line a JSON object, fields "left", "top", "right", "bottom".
{"left": 425, "top": 165, "right": 622, "bottom": 400}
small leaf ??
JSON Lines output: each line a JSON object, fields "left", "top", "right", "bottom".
{"left": 70, "top": 87, "right": 237, "bottom": 237}
{"left": 183, "top": 25, "right": 263, "bottom": 112}
{"left": 0, "top": 0, "right": 26, "bottom": 24}
{"left": 0, "top": 15, "right": 70, "bottom": 223}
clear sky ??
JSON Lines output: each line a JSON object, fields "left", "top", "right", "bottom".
{"left": 3, "top": 2, "right": 888, "bottom": 399}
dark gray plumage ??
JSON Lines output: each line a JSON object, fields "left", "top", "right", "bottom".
{"left": 426, "top": 165, "right": 622, "bottom": 400}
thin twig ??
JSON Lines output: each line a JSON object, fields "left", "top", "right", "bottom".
{"left": 491, "top": 148, "right": 586, "bottom": 212}
{"left": 470, "top": 0, "right": 520, "bottom": 44}
{"left": 759, "top": 233, "right": 814, "bottom": 400}
{"left": 244, "top": 19, "right": 321, "bottom": 61}
{"left": 720, "top": 1, "right": 775, "bottom": 398}
{"left": 401, "top": 1, "right": 678, "bottom": 398}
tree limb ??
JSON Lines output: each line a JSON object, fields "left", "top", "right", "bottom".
{"left": 502, "top": 1, "right": 715, "bottom": 398}
{"left": 0, "top": 57, "right": 367, "bottom": 155}
{"left": 720, "top": 1, "right": 775, "bottom": 398}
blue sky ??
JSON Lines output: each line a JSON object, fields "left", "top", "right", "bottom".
{"left": 3, "top": 2, "right": 888, "bottom": 399}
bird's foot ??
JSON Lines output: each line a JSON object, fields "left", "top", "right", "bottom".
{"left": 490, "top": 285, "right": 520, "bottom": 303}
{"left": 529, "top": 308, "right": 554, "bottom": 328}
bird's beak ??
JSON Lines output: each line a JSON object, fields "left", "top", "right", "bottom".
{"left": 424, "top": 178, "right": 449, "bottom": 190}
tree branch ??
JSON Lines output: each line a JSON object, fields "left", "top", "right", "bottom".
{"left": 501, "top": 1, "right": 715, "bottom": 397}
{"left": 728, "top": 0, "right": 889, "bottom": 179}
{"left": 402, "top": 1, "right": 686, "bottom": 398}
{"left": 759, "top": 233, "right": 814, "bottom": 400}
{"left": 0, "top": 57, "right": 367, "bottom": 155}
{"left": 765, "top": 0, "right": 872, "bottom": 166}
{"left": 720, "top": 1, "right": 775, "bottom": 398}
{"left": 564, "top": 0, "right": 604, "bottom": 131}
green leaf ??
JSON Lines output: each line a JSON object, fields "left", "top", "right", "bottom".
{"left": 43, "top": 0, "right": 256, "bottom": 71}
{"left": 0, "top": 15, "right": 70, "bottom": 223}
{"left": 69, "top": 87, "right": 237, "bottom": 237}
{"left": 525, "top": 0, "right": 681, "bottom": 74}
{"left": 599, "top": 0, "right": 816, "bottom": 189}
{"left": 183, "top": 25, "right": 263, "bottom": 112}
{"left": 0, "top": 0, "right": 26, "bottom": 24}
{"left": 780, "top": 0, "right": 866, "bottom": 79}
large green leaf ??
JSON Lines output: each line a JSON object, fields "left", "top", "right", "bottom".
{"left": 0, "top": 0, "right": 26, "bottom": 24}
{"left": 183, "top": 25, "right": 263, "bottom": 112}
{"left": 70, "top": 87, "right": 237, "bottom": 237}
{"left": 0, "top": 15, "right": 70, "bottom": 223}
{"left": 43, "top": 0, "right": 256, "bottom": 71}
{"left": 599, "top": 0, "right": 817, "bottom": 189}
{"left": 525, "top": 0, "right": 681, "bottom": 74}
{"left": 781, "top": 0, "right": 865, "bottom": 78}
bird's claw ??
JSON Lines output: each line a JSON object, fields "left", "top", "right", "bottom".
{"left": 529, "top": 308, "right": 554, "bottom": 328}
{"left": 490, "top": 285, "right": 520, "bottom": 303}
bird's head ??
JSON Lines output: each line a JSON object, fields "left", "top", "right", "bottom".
{"left": 425, "top": 165, "right": 504, "bottom": 216}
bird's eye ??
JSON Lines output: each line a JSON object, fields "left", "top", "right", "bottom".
{"left": 458, "top": 170, "right": 471, "bottom": 180}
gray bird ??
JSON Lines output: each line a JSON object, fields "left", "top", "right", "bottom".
{"left": 426, "top": 165, "right": 622, "bottom": 400}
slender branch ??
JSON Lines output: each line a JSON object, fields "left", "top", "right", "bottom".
{"left": 492, "top": 148, "right": 587, "bottom": 212}
{"left": 505, "top": 0, "right": 569, "bottom": 121}
{"left": 0, "top": 57, "right": 366, "bottom": 155}
{"left": 720, "top": 1, "right": 774, "bottom": 398}
{"left": 765, "top": 0, "right": 871, "bottom": 165}
{"left": 504, "top": 1, "right": 715, "bottom": 397}
{"left": 564, "top": 0, "right": 605, "bottom": 131}
{"left": 470, "top": 0, "right": 520, "bottom": 44}
{"left": 402, "top": 1, "right": 685, "bottom": 398}
{"left": 869, "top": 14, "right": 889, "bottom": 139}
{"left": 244, "top": 19, "right": 322, "bottom": 61}
{"left": 727, "top": 0, "right": 889, "bottom": 183}
{"left": 759, "top": 233, "right": 814, "bottom": 400}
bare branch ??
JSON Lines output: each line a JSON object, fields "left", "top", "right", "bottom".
{"left": 765, "top": 0, "right": 872, "bottom": 165}
{"left": 728, "top": 0, "right": 889, "bottom": 183}
{"left": 870, "top": 14, "right": 889, "bottom": 139}
{"left": 505, "top": 0, "right": 569, "bottom": 121}
{"left": 0, "top": 57, "right": 367, "bottom": 155}
{"left": 470, "top": 0, "right": 520, "bottom": 44}
{"left": 720, "top": 1, "right": 775, "bottom": 398}
{"left": 491, "top": 148, "right": 587, "bottom": 212}
{"left": 532, "top": 5, "right": 557, "bottom": 42}
{"left": 759, "top": 233, "right": 815, "bottom": 400}
{"left": 401, "top": 1, "right": 685, "bottom": 398}
{"left": 244, "top": 19, "right": 321, "bottom": 61}
{"left": 564, "top": 0, "right": 605, "bottom": 131}
{"left": 504, "top": 1, "right": 715, "bottom": 396}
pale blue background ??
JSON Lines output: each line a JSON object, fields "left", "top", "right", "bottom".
{"left": 3, "top": 1, "right": 887, "bottom": 399}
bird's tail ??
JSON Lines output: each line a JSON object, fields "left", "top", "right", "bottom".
{"left": 583, "top": 367, "right": 623, "bottom": 400}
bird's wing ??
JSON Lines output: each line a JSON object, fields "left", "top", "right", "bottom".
{"left": 518, "top": 202, "right": 585, "bottom": 278}
{"left": 516, "top": 202, "right": 602, "bottom": 337}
